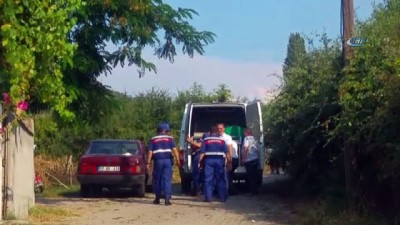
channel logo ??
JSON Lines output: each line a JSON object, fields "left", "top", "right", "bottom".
{"left": 346, "top": 37, "right": 367, "bottom": 47}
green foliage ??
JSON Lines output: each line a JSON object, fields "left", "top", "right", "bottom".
{"left": 336, "top": 0, "right": 400, "bottom": 216}
{"left": 0, "top": 0, "right": 81, "bottom": 120}
{"left": 63, "top": 0, "right": 216, "bottom": 123}
{"left": 265, "top": 32, "right": 342, "bottom": 194}
{"left": 1, "top": 0, "right": 215, "bottom": 124}
{"left": 38, "top": 184, "right": 80, "bottom": 198}
{"left": 265, "top": 0, "right": 400, "bottom": 221}
{"left": 212, "top": 84, "right": 233, "bottom": 102}
{"left": 283, "top": 32, "right": 307, "bottom": 78}
{"left": 34, "top": 82, "right": 235, "bottom": 157}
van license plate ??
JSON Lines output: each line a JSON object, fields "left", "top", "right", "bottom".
{"left": 98, "top": 166, "right": 120, "bottom": 172}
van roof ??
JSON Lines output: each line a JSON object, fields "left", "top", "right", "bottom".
{"left": 191, "top": 102, "right": 247, "bottom": 107}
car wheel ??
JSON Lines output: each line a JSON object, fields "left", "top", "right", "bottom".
{"left": 80, "top": 184, "right": 90, "bottom": 198}
{"left": 91, "top": 185, "right": 102, "bottom": 197}
{"left": 145, "top": 174, "right": 153, "bottom": 192}
{"left": 135, "top": 182, "right": 146, "bottom": 197}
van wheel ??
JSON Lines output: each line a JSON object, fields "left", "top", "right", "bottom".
{"left": 181, "top": 178, "right": 191, "bottom": 194}
{"left": 256, "top": 170, "right": 263, "bottom": 187}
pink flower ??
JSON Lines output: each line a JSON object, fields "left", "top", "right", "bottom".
{"left": 3, "top": 93, "right": 10, "bottom": 104}
{"left": 0, "top": 127, "right": 5, "bottom": 134}
{"left": 17, "top": 101, "right": 29, "bottom": 111}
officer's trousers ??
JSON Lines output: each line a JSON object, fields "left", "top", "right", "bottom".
{"left": 153, "top": 158, "right": 173, "bottom": 199}
{"left": 192, "top": 153, "right": 200, "bottom": 194}
{"left": 203, "top": 157, "right": 227, "bottom": 202}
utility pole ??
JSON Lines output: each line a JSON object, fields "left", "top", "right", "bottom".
{"left": 341, "top": 0, "right": 355, "bottom": 66}
{"left": 341, "top": 0, "right": 355, "bottom": 208}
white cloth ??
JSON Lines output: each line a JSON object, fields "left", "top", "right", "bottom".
{"left": 231, "top": 141, "right": 238, "bottom": 159}
{"left": 220, "top": 133, "right": 238, "bottom": 158}
{"left": 242, "top": 136, "right": 259, "bottom": 162}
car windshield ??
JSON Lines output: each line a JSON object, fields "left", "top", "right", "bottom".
{"left": 87, "top": 141, "right": 139, "bottom": 155}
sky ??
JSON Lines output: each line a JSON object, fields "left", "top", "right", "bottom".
{"left": 98, "top": 0, "right": 383, "bottom": 101}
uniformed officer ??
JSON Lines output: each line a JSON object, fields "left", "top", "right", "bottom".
{"left": 187, "top": 132, "right": 209, "bottom": 196}
{"left": 147, "top": 122, "right": 180, "bottom": 205}
{"left": 199, "top": 126, "right": 228, "bottom": 202}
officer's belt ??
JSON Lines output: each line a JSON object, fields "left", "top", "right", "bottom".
{"left": 204, "top": 152, "right": 226, "bottom": 157}
{"left": 153, "top": 149, "right": 172, "bottom": 154}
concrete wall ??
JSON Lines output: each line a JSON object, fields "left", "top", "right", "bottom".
{"left": 4, "top": 118, "right": 35, "bottom": 219}
{"left": 0, "top": 131, "right": 2, "bottom": 221}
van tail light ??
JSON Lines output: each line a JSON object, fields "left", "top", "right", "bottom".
{"left": 179, "top": 149, "right": 184, "bottom": 167}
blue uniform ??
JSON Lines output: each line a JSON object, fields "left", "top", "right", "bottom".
{"left": 149, "top": 134, "right": 176, "bottom": 200}
{"left": 192, "top": 134, "right": 208, "bottom": 194}
{"left": 200, "top": 135, "right": 228, "bottom": 202}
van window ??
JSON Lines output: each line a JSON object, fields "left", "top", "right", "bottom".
{"left": 189, "top": 106, "right": 246, "bottom": 136}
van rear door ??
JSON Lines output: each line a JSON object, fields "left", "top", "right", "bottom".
{"left": 179, "top": 103, "right": 192, "bottom": 172}
{"left": 245, "top": 100, "right": 265, "bottom": 170}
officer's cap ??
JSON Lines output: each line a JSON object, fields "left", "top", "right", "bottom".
{"left": 157, "top": 122, "right": 170, "bottom": 132}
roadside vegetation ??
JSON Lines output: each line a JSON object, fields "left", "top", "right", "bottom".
{"left": 1, "top": 0, "right": 399, "bottom": 224}
{"left": 265, "top": 0, "right": 400, "bottom": 224}
{"left": 28, "top": 206, "right": 77, "bottom": 224}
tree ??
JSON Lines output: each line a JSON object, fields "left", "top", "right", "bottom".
{"left": 64, "top": 0, "right": 216, "bottom": 123}
{"left": 212, "top": 84, "right": 232, "bottom": 102}
{"left": 337, "top": 0, "right": 400, "bottom": 215}
{"left": 282, "top": 33, "right": 307, "bottom": 79}
{"left": 1, "top": 0, "right": 215, "bottom": 123}
{"left": 175, "top": 82, "right": 212, "bottom": 105}
{"left": 264, "top": 32, "right": 342, "bottom": 194}
{"left": 0, "top": 0, "right": 81, "bottom": 120}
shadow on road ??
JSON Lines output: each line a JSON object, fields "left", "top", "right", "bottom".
{"left": 220, "top": 174, "right": 297, "bottom": 224}
{"left": 36, "top": 174, "right": 298, "bottom": 224}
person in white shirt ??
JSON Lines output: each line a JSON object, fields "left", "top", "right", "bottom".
{"left": 242, "top": 128, "right": 260, "bottom": 195}
{"left": 217, "top": 123, "right": 238, "bottom": 195}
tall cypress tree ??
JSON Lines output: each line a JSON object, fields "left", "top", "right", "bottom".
{"left": 283, "top": 33, "right": 307, "bottom": 78}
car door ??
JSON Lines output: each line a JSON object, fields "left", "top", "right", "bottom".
{"left": 245, "top": 100, "right": 265, "bottom": 170}
{"left": 179, "top": 102, "right": 192, "bottom": 173}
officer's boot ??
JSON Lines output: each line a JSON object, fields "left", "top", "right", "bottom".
{"left": 165, "top": 197, "right": 172, "bottom": 206}
{"left": 153, "top": 197, "right": 160, "bottom": 204}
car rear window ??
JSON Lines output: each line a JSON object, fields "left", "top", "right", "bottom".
{"left": 88, "top": 141, "right": 139, "bottom": 155}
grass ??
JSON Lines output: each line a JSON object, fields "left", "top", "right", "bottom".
{"left": 28, "top": 206, "right": 77, "bottom": 224}
{"left": 295, "top": 200, "right": 391, "bottom": 225}
{"left": 37, "top": 184, "right": 80, "bottom": 198}
{"left": 4, "top": 213, "right": 17, "bottom": 220}
{"left": 29, "top": 185, "right": 82, "bottom": 224}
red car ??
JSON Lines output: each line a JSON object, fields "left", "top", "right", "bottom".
{"left": 77, "top": 139, "right": 151, "bottom": 197}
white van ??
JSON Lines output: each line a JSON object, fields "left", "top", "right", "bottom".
{"left": 178, "top": 101, "right": 265, "bottom": 193}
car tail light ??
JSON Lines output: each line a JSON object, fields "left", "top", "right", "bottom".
{"left": 122, "top": 158, "right": 142, "bottom": 174}
{"left": 131, "top": 165, "right": 141, "bottom": 174}
{"left": 124, "top": 165, "right": 141, "bottom": 174}
{"left": 79, "top": 161, "right": 97, "bottom": 174}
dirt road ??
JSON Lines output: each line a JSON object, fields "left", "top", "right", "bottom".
{"left": 36, "top": 175, "right": 297, "bottom": 225}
